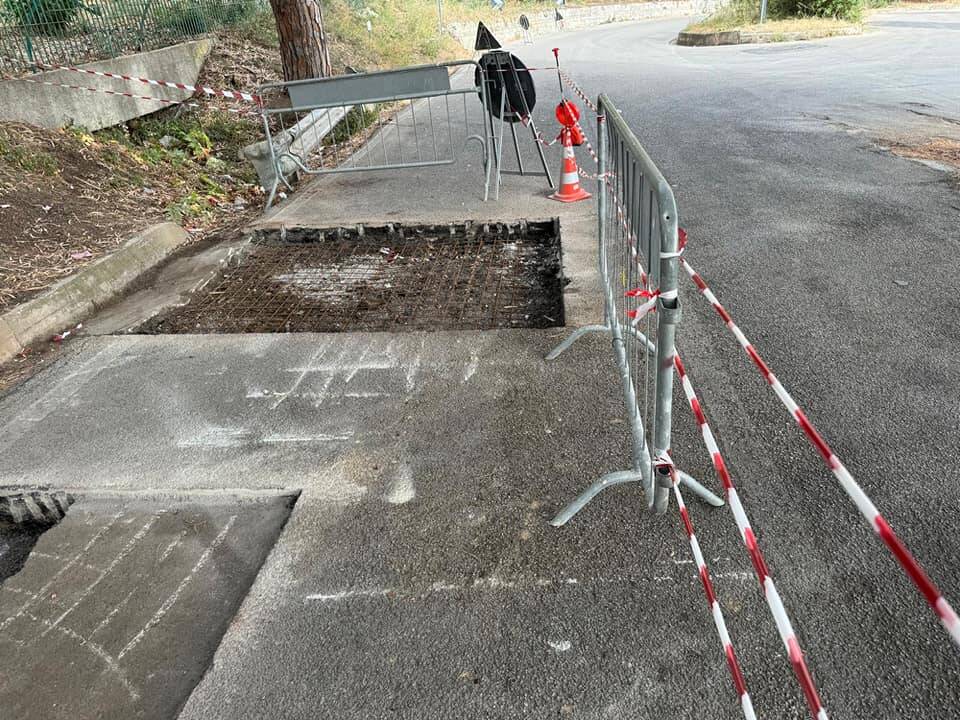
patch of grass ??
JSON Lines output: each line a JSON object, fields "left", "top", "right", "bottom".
{"left": 687, "top": 5, "right": 861, "bottom": 31}
{"left": 85, "top": 109, "right": 260, "bottom": 223}
{"left": 686, "top": 0, "right": 864, "bottom": 32}
{"left": 685, "top": 0, "right": 758, "bottom": 31}
{"left": 325, "top": 105, "right": 381, "bottom": 146}
{"left": 0, "top": 125, "right": 59, "bottom": 174}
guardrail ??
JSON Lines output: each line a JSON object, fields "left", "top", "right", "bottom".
{"left": 257, "top": 61, "right": 495, "bottom": 209}
{"left": 546, "top": 93, "right": 723, "bottom": 525}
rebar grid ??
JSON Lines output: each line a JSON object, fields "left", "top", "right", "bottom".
{"left": 149, "top": 221, "right": 564, "bottom": 334}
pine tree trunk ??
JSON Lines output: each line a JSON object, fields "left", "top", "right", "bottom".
{"left": 269, "top": 0, "right": 332, "bottom": 82}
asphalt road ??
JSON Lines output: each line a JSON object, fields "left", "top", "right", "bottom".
{"left": 1, "top": 9, "right": 959, "bottom": 720}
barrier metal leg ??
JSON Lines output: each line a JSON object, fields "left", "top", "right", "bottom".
{"left": 677, "top": 470, "right": 725, "bottom": 507}
{"left": 510, "top": 122, "right": 524, "bottom": 175}
{"left": 549, "top": 470, "right": 644, "bottom": 527}
{"left": 545, "top": 325, "right": 655, "bottom": 361}
{"left": 545, "top": 324, "right": 608, "bottom": 361}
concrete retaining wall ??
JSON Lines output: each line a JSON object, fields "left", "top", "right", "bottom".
{"left": 0, "top": 40, "right": 213, "bottom": 131}
{"left": 449, "top": 1, "right": 723, "bottom": 48}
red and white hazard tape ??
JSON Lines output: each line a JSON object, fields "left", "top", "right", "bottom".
{"left": 559, "top": 68, "right": 598, "bottom": 114}
{"left": 2, "top": 71, "right": 256, "bottom": 116}
{"left": 32, "top": 61, "right": 261, "bottom": 104}
{"left": 673, "top": 350, "right": 828, "bottom": 720}
{"left": 658, "top": 454, "right": 758, "bottom": 720}
{"left": 679, "top": 237, "right": 960, "bottom": 649}
{"left": 3, "top": 73, "right": 181, "bottom": 105}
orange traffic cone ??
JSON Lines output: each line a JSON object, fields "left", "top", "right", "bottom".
{"left": 550, "top": 128, "right": 591, "bottom": 203}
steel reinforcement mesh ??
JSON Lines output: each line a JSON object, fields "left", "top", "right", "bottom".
{"left": 144, "top": 220, "right": 565, "bottom": 334}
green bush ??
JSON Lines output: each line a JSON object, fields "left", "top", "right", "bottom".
{"left": 803, "top": 0, "right": 863, "bottom": 19}
{"left": 155, "top": 1, "right": 208, "bottom": 34}
{"left": 769, "top": 0, "right": 863, "bottom": 20}
{"left": 3, "top": 0, "right": 99, "bottom": 35}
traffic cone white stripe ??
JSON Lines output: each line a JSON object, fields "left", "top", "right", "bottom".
{"left": 550, "top": 128, "right": 591, "bottom": 203}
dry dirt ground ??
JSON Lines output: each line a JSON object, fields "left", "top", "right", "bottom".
{"left": 0, "top": 30, "right": 285, "bottom": 392}
{"left": 0, "top": 30, "right": 283, "bottom": 315}
{"left": 884, "top": 137, "right": 960, "bottom": 173}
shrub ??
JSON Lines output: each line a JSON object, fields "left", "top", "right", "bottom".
{"left": 803, "top": 0, "right": 863, "bottom": 20}
{"left": 770, "top": 0, "right": 863, "bottom": 20}
{"left": 155, "top": 1, "right": 208, "bottom": 34}
{"left": 3, "top": 0, "right": 99, "bottom": 35}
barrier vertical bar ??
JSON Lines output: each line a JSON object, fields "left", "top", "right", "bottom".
{"left": 651, "top": 187, "right": 681, "bottom": 514}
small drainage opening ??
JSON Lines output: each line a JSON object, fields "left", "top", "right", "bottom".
{"left": 140, "top": 219, "right": 564, "bottom": 333}
{"left": 141, "top": 219, "right": 565, "bottom": 334}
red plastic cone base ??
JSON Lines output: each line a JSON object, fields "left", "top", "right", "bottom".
{"left": 550, "top": 185, "right": 592, "bottom": 203}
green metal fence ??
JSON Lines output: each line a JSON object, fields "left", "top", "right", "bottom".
{"left": 0, "top": 0, "right": 267, "bottom": 73}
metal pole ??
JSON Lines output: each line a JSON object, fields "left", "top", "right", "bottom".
{"left": 760, "top": 0, "right": 768, "bottom": 23}
{"left": 651, "top": 200, "right": 681, "bottom": 514}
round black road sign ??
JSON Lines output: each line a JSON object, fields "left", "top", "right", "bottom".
{"left": 476, "top": 51, "right": 537, "bottom": 123}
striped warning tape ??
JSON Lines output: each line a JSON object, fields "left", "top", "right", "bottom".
{"left": 679, "top": 237, "right": 960, "bottom": 649}
{"left": 559, "top": 68, "right": 598, "bottom": 114}
{"left": 673, "top": 349, "right": 828, "bottom": 720}
{"left": 3, "top": 73, "right": 181, "bottom": 105}
{"left": 31, "top": 60, "right": 261, "bottom": 104}
{"left": 1, "top": 71, "right": 258, "bottom": 116}
{"left": 657, "top": 453, "right": 758, "bottom": 720}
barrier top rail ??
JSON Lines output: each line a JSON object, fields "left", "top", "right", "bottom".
{"left": 257, "top": 60, "right": 485, "bottom": 113}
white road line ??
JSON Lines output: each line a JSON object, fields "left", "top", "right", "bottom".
{"left": 117, "top": 515, "right": 236, "bottom": 660}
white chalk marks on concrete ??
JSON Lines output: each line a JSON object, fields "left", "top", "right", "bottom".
{"left": 118, "top": 514, "right": 237, "bottom": 660}
{"left": 384, "top": 461, "right": 416, "bottom": 505}
{"left": 0, "top": 511, "right": 125, "bottom": 633}
{"left": 304, "top": 571, "right": 756, "bottom": 605}
{"left": 40, "top": 514, "right": 160, "bottom": 638}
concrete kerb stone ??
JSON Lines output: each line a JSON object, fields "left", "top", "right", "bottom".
{"left": 0, "top": 222, "right": 188, "bottom": 363}
{"left": 677, "top": 24, "right": 863, "bottom": 45}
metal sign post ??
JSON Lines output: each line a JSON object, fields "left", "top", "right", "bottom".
{"left": 478, "top": 50, "right": 555, "bottom": 193}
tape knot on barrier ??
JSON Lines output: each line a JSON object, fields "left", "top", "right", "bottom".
{"left": 653, "top": 451, "right": 675, "bottom": 470}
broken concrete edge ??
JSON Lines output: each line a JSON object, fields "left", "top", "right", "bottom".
{"left": 0, "top": 490, "right": 75, "bottom": 527}
{"left": 677, "top": 24, "right": 862, "bottom": 45}
{"left": 0, "top": 222, "right": 189, "bottom": 364}
{"left": 249, "top": 217, "right": 562, "bottom": 234}
{"left": 242, "top": 105, "right": 353, "bottom": 191}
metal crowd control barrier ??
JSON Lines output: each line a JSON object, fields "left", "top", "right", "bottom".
{"left": 547, "top": 94, "right": 724, "bottom": 525}
{"left": 257, "top": 61, "right": 495, "bottom": 208}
